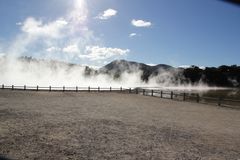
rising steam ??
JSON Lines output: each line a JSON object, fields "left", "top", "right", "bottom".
{"left": 0, "top": 55, "right": 217, "bottom": 91}
{"left": 0, "top": 56, "right": 148, "bottom": 87}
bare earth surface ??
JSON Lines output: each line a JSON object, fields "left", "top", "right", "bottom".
{"left": 0, "top": 90, "right": 240, "bottom": 160}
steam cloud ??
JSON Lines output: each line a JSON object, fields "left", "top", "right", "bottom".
{"left": 0, "top": 56, "right": 217, "bottom": 91}
{"left": 0, "top": 57, "right": 142, "bottom": 87}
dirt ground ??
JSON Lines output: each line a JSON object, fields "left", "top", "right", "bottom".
{"left": 0, "top": 90, "right": 240, "bottom": 160}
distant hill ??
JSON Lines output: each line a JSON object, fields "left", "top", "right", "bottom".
{"left": 100, "top": 60, "right": 240, "bottom": 87}
{"left": 100, "top": 59, "right": 175, "bottom": 81}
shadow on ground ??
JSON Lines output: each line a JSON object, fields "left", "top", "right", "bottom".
{"left": 0, "top": 155, "right": 12, "bottom": 160}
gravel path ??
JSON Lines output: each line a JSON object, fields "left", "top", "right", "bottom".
{"left": 0, "top": 90, "right": 240, "bottom": 160}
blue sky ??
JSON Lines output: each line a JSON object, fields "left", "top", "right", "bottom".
{"left": 0, "top": 0, "right": 240, "bottom": 67}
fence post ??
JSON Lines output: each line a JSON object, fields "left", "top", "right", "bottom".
{"left": 24, "top": 85, "right": 26, "bottom": 90}
{"left": 12, "top": 85, "right": 14, "bottom": 90}
{"left": 161, "top": 91, "right": 163, "bottom": 98}
{"left": 49, "top": 86, "right": 51, "bottom": 92}
{"left": 143, "top": 89, "right": 145, "bottom": 96}
{"left": 151, "top": 90, "right": 154, "bottom": 96}
{"left": 196, "top": 94, "right": 200, "bottom": 103}
{"left": 88, "top": 86, "right": 90, "bottom": 92}
{"left": 218, "top": 97, "right": 221, "bottom": 106}
{"left": 120, "top": 87, "right": 122, "bottom": 92}
{"left": 136, "top": 88, "right": 138, "bottom": 94}
{"left": 171, "top": 91, "right": 173, "bottom": 99}
{"left": 76, "top": 86, "right": 78, "bottom": 92}
{"left": 63, "top": 86, "right": 65, "bottom": 92}
{"left": 183, "top": 93, "right": 186, "bottom": 101}
{"left": 98, "top": 87, "right": 100, "bottom": 92}
{"left": 37, "top": 85, "right": 39, "bottom": 91}
{"left": 110, "top": 87, "right": 112, "bottom": 92}
{"left": 2, "top": 84, "right": 4, "bottom": 89}
{"left": 129, "top": 88, "right": 131, "bottom": 93}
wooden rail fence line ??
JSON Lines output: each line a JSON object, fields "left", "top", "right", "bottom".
{"left": 1, "top": 84, "right": 240, "bottom": 109}
{"left": 128, "top": 88, "right": 240, "bottom": 109}
{"left": 1, "top": 84, "right": 128, "bottom": 93}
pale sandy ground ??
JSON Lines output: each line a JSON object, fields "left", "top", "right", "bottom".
{"left": 0, "top": 90, "right": 240, "bottom": 160}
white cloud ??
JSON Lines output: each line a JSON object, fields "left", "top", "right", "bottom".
{"left": 0, "top": 53, "right": 5, "bottom": 57}
{"left": 21, "top": 17, "right": 68, "bottom": 38}
{"left": 63, "top": 44, "right": 79, "bottom": 53}
{"left": 96, "top": 9, "right": 117, "bottom": 20}
{"left": 129, "top": 33, "right": 137, "bottom": 37}
{"left": 79, "top": 46, "right": 129, "bottom": 61}
{"left": 131, "top": 19, "right": 152, "bottom": 27}
{"left": 16, "top": 22, "right": 22, "bottom": 26}
{"left": 55, "top": 19, "right": 68, "bottom": 25}
{"left": 46, "top": 47, "right": 61, "bottom": 52}
{"left": 4, "top": 0, "right": 127, "bottom": 65}
{"left": 6, "top": 0, "right": 93, "bottom": 58}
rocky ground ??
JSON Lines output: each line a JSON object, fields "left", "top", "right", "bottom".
{"left": 0, "top": 90, "right": 240, "bottom": 160}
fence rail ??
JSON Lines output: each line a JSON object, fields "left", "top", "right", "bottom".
{"left": 0, "top": 84, "right": 129, "bottom": 93}
{"left": 1, "top": 84, "right": 240, "bottom": 109}
{"left": 128, "top": 88, "right": 240, "bottom": 109}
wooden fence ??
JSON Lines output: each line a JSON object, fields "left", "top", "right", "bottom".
{"left": 129, "top": 88, "right": 240, "bottom": 109}
{"left": 0, "top": 84, "right": 129, "bottom": 92}
{"left": 1, "top": 84, "right": 240, "bottom": 109}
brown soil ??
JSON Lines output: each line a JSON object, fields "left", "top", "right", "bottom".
{"left": 0, "top": 90, "right": 240, "bottom": 160}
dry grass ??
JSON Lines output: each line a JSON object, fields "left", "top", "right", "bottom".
{"left": 0, "top": 90, "right": 240, "bottom": 160}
